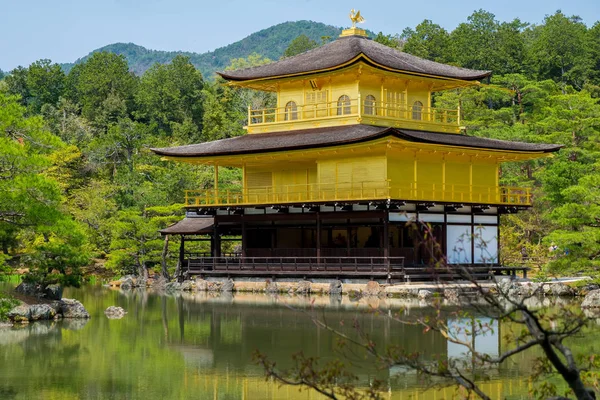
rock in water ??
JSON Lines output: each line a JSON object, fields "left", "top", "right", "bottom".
{"left": 8, "top": 304, "right": 57, "bottom": 323}
{"left": 152, "top": 276, "right": 168, "bottom": 290}
{"left": 444, "top": 289, "right": 461, "bottom": 303}
{"left": 207, "top": 281, "right": 222, "bottom": 292}
{"left": 104, "top": 306, "right": 127, "bottom": 319}
{"left": 44, "top": 284, "right": 63, "bottom": 301}
{"left": 29, "top": 304, "right": 57, "bottom": 321}
{"left": 348, "top": 289, "right": 362, "bottom": 301}
{"left": 295, "top": 281, "right": 311, "bottom": 295}
{"left": 265, "top": 281, "right": 278, "bottom": 294}
{"left": 7, "top": 305, "right": 32, "bottom": 323}
{"left": 221, "top": 279, "right": 234, "bottom": 293}
{"left": 418, "top": 289, "right": 433, "bottom": 300}
{"left": 195, "top": 279, "right": 208, "bottom": 291}
{"left": 364, "top": 281, "right": 381, "bottom": 296}
{"left": 581, "top": 289, "right": 600, "bottom": 309}
{"left": 551, "top": 283, "right": 576, "bottom": 297}
{"left": 329, "top": 280, "right": 343, "bottom": 295}
{"left": 180, "top": 280, "right": 195, "bottom": 291}
{"left": 59, "top": 298, "right": 90, "bottom": 319}
{"left": 15, "top": 282, "right": 43, "bottom": 297}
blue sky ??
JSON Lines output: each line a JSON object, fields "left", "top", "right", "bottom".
{"left": 1, "top": 0, "right": 598, "bottom": 71}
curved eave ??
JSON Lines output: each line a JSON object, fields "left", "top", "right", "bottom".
{"left": 150, "top": 128, "right": 562, "bottom": 164}
{"left": 218, "top": 54, "right": 491, "bottom": 85}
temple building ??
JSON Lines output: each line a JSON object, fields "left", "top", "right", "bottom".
{"left": 153, "top": 16, "right": 561, "bottom": 281}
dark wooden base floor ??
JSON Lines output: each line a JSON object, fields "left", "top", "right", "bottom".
{"left": 181, "top": 257, "right": 528, "bottom": 282}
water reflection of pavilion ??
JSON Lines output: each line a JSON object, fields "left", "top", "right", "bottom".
{"left": 166, "top": 293, "right": 521, "bottom": 396}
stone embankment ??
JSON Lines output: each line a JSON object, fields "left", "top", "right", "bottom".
{"left": 107, "top": 275, "right": 598, "bottom": 302}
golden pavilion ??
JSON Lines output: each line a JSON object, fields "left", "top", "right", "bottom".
{"left": 153, "top": 16, "right": 561, "bottom": 281}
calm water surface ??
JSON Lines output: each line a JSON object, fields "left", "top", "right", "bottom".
{"left": 0, "top": 283, "right": 597, "bottom": 399}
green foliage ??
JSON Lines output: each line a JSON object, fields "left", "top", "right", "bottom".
{"left": 135, "top": 55, "right": 204, "bottom": 138}
{"left": 401, "top": 20, "right": 450, "bottom": 62}
{"left": 67, "top": 52, "right": 137, "bottom": 126}
{"left": 0, "top": 92, "right": 91, "bottom": 285}
{"left": 4, "top": 60, "right": 65, "bottom": 114}
{"left": 282, "top": 34, "right": 318, "bottom": 58}
{"left": 528, "top": 11, "right": 591, "bottom": 88}
{"left": 0, "top": 292, "right": 18, "bottom": 321}
{"left": 373, "top": 32, "right": 401, "bottom": 49}
{"left": 106, "top": 205, "right": 182, "bottom": 276}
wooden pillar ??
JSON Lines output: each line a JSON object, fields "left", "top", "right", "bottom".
{"left": 346, "top": 219, "right": 351, "bottom": 257}
{"left": 442, "top": 154, "right": 446, "bottom": 201}
{"left": 214, "top": 164, "right": 219, "bottom": 203}
{"left": 179, "top": 236, "right": 185, "bottom": 268}
{"left": 469, "top": 156, "right": 473, "bottom": 202}
{"left": 383, "top": 211, "right": 390, "bottom": 280}
{"left": 241, "top": 216, "right": 247, "bottom": 258}
{"left": 380, "top": 78, "right": 385, "bottom": 117}
{"left": 383, "top": 211, "right": 390, "bottom": 260}
{"left": 316, "top": 211, "right": 321, "bottom": 264}
{"left": 413, "top": 151, "right": 418, "bottom": 199}
{"left": 213, "top": 222, "right": 221, "bottom": 258}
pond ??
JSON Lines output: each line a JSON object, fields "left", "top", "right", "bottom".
{"left": 0, "top": 283, "right": 597, "bottom": 399}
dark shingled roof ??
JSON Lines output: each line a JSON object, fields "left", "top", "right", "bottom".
{"left": 151, "top": 125, "right": 562, "bottom": 158}
{"left": 219, "top": 35, "right": 491, "bottom": 82}
{"left": 159, "top": 217, "right": 214, "bottom": 235}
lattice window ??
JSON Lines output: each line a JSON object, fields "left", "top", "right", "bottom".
{"left": 305, "top": 90, "right": 328, "bottom": 104}
{"left": 337, "top": 95, "right": 351, "bottom": 115}
{"left": 284, "top": 101, "right": 298, "bottom": 121}
{"left": 412, "top": 101, "right": 423, "bottom": 120}
{"left": 364, "top": 95, "right": 376, "bottom": 115}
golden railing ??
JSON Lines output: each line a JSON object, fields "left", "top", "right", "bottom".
{"left": 185, "top": 181, "right": 532, "bottom": 207}
{"left": 247, "top": 97, "right": 459, "bottom": 128}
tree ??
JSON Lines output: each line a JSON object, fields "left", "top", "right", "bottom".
{"left": 528, "top": 11, "right": 591, "bottom": 88}
{"left": 0, "top": 92, "right": 90, "bottom": 283}
{"left": 106, "top": 205, "right": 182, "bottom": 277}
{"left": 226, "top": 53, "right": 272, "bottom": 71}
{"left": 401, "top": 20, "right": 450, "bottom": 63}
{"left": 373, "top": 32, "right": 402, "bottom": 49}
{"left": 450, "top": 10, "right": 501, "bottom": 71}
{"left": 282, "top": 34, "right": 318, "bottom": 58}
{"left": 588, "top": 22, "right": 600, "bottom": 85}
{"left": 4, "top": 60, "right": 65, "bottom": 114}
{"left": 135, "top": 55, "right": 204, "bottom": 139}
{"left": 67, "top": 52, "right": 137, "bottom": 127}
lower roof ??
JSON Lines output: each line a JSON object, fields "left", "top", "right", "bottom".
{"left": 159, "top": 217, "right": 214, "bottom": 235}
{"left": 151, "top": 125, "right": 562, "bottom": 159}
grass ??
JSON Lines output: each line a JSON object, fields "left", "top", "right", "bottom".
{"left": 0, "top": 275, "right": 21, "bottom": 284}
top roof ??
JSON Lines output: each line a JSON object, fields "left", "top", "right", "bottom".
{"left": 151, "top": 125, "right": 562, "bottom": 158}
{"left": 218, "top": 35, "right": 491, "bottom": 82}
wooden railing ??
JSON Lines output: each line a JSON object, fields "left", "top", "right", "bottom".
{"left": 186, "top": 256, "right": 405, "bottom": 281}
{"left": 185, "top": 181, "right": 532, "bottom": 207}
{"left": 183, "top": 256, "right": 502, "bottom": 281}
{"left": 247, "top": 97, "right": 459, "bottom": 131}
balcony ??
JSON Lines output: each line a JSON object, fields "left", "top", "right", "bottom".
{"left": 246, "top": 97, "right": 460, "bottom": 134}
{"left": 184, "top": 181, "right": 532, "bottom": 208}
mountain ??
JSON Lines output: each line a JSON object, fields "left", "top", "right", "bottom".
{"left": 61, "top": 20, "right": 344, "bottom": 78}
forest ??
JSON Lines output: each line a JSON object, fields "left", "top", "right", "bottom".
{"left": 0, "top": 9, "right": 599, "bottom": 286}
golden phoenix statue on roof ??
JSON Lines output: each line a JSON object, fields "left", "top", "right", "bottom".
{"left": 349, "top": 9, "right": 365, "bottom": 28}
